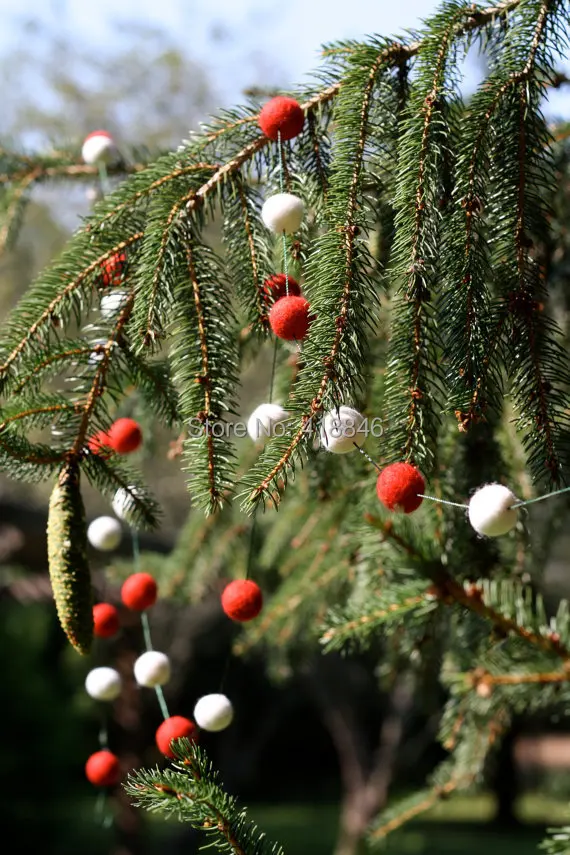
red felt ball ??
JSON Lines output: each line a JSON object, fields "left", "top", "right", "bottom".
{"left": 156, "top": 716, "right": 199, "bottom": 758}
{"left": 376, "top": 462, "right": 425, "bottom": 513}
{"left": 93, "top": 602, "right": 120, "bottom": 638}
{"left": 85, "top": 750, "right": 121, "bottom": 787}
{"left": 121, "top": 573, "right": 157, "bottom": 611}
{"left": 258, "top": 96, "right": 305, "bottom": 141}
{"left": 221, "top": 579, "right": 263, "bottom": 622}
{"left": 84, "top": 129, "right": 113, "bottom": 142}
{"left": 269, "top": 295, "right": 312, "bottom": 341}
{"left": 87, "top": 429, "right": 112, "bottom": 457}
{"left": 107, "top": 418, "right": 143, "bottom": 454}
{"left": 100, "top": 251, "right": 127, "bottom": 288}
{"left": 262, "top": 274, "right": 301, "bottom": 304}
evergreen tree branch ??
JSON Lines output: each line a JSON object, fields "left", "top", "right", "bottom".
{"left": 126, "top": 741, "right": 285, "bottom": 855}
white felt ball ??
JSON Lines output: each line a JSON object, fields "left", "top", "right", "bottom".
{"left": 261, "top": 193, "right": 305, "bottom": 234}
{"left": 133, "top": 651, "right": 171, "bottom": 688}
{"left": 81, "top": 132, "right": 117, "bottom": 165}
{"left": 193, "top": 693, "right": 234, "bottom": 732}
{"left": 468, "top": 483, "right": 519, "bottom": 537}
{"left": 320, "top": 406, "right": 367, "bottom": 454}
{"left": 100, "top": 291, "right": 129, "bottom": 319}
{"left": 247, "top": 403, "right": 289, "bottom": 443}
{"left": 112, "top": 486, "right": 141, "bottom": 522}
{"left": 87, "top": 516, "right": 122, "bottom": 551}
{"left": 85, "top": 666, "right": 122, "bottom": 702}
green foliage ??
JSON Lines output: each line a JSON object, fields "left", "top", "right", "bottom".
{"left": 3, "top": 1, "right": 570, "bottom": 854}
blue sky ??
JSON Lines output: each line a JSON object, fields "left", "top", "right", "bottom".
{"left": 0, "top": 0, "right": 568, "bottom": 117}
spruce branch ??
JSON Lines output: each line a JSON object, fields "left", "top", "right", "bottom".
{"left": 125, "top": 740, "right": 285, "bottom": 855}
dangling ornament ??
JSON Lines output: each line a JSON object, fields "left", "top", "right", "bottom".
{"left": 221, "top": 579, "right": 263, "bottom": 622}
{"left": 111, "top": 486, "right": 143, "bottom": 523}
{"left": 87, "top": 515, "right": 122, "bottom": 551}
{"left": 81, "top": 130, "right": 118, "bottom": 165}
{"left": 269, "top": 295, "right": 312, "bottom": 341}
{"left": 106, "top": 417, "right": 143, "bottom": 454}
{"left": 155, "top": 716, "right": 198, "bottom": 758}
{"left": 193, "top": 694, "right": 234, "bottom": 732}
{"left": 258, "top": 96, "right": 305, "bottom": 140}
{"left": 85, "top": 666, "right": 122, "bottom": 701}
{"left": 376, "top": 462, "right": 425, "bottom": 513}
{"left": 468, "top": 483, "right": 518, "bottom": 537}
{"left": 85, "top": 750, "right": 121, "bottom": 787}
{"left": 261, "top": 193, "right": 304, "bottom": 234}
{"left": 320, "top": 406, "right": 367, "bottom": 454}
{"left": 100, "top": 291, "right": 129, "bottom": 319}
{"left": 93, "top": 603, "right": 120, "bottom": 639}
{"left": 99, "top": 251, "right": 127, "bottom": 288}
{"left": 247, "top": 403, "right": 289, "bottom": 443}
{"left": 121, "top": 572, "right": 158, "bottom": 612}
{"left": 47, "top": 461, "right": 93, "bottom": 654}
{"left": 263, "top": 274, "right": 301, "bottom": 303}
{"left": 133, "top": 651, "right": 171, "bottom": 688}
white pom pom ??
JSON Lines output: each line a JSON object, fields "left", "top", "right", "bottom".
{"left": 112, "top": 486, "right": 141, "bottom": 522}
{"left": 320, "top": 406, "right": 367, "bottom": 454}
{"left": 247, "top": 403, "right": 289, "bottom": 443}
{"left": 87, "top": 515, "right": 122, "bottom": 551}
{"left": 85, "top": 666, "right": 122, "bottom": 701}
{"left": 81, "top": 131, "right": 118, "bottom": 165}
{"left": 261, "top": 193, "right": 304, "bottom": 234}
{"left": 100, "top": 291, "right": 129, "bottom": 319}
{"left": 133, "top": 651, "right": 171, "bottom": 688}
{"left": 468, "top": 483, "right": 519, "bottom": 537}
{"left": 193, "top": 693, "right": 234, "bottom": 732}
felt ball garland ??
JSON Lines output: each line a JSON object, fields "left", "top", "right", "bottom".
{"left": 100, "top": 291, "right": 129, "bottom": 319}
{"left": 193, "top": 693, "right": 234, "bottom": 732}
{"left": 156, "top": 716, "right": 199, "bottom": 758}
{"left": 258, "top": 96, "right": 305, "bottom": 141}
{"left": 93, "top": 603, "right": 120, "bottom": 639}
{"left": 269, "top": 295, "right": 312, "bottom": 341}
{"left": 263, "top": 273, "right": 301, "bottom": 303}
{"left": 468, "top": 483, "right": 519, "bottom": 537}
{"left": 261, "top": 193, "right": 304, "bottom": 235}
{"left": 88, "top": 515, "right": 122, "bottom": 551}
{"left": 82, "top": 130, "right": 117, "bottom": 165}
{"left": 221, "top": 579, "right": 263, "bottom": 622}
{"left": 111, "top": 486, "right": 142, "bottom": 522}
{"left": 99, "top": 251, "right": 126, "bottom": 288}
{"left": 320, "top": 406, "right": 366, "bottom": 454}
{"left": 85, "top": 666, "right": 122, "bottom": 701}
{"left": 121, "top": 572, "right": 158, "bottom": 612}
{"left": 134, "top": 651, "right": 172, "bottom": 688}
{"left": 107, "top": 417, "right": 143, "bottom": 454}
{"left": 376, "top": 462, "right": 425, "bottom": 514}
{"left": 247, "top": 403, "right": 289, "bottom": 442}
{"left": 85, "top": 750, "right": 121, "bottom": 788}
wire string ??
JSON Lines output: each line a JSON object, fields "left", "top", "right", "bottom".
{"left": 352, "top": 442, "right": 382, "bottom": 473}
{"left": 130, "top": 528, "right": 171, "bottom": 721}
{"left": 417, "top": 494, "right": 469, "bottom": 509}
{"left": 98, "top": 161, "right": 110, "bottom": 196}
{"left": 510, "top": 485, "right": 570, "bottom": 509}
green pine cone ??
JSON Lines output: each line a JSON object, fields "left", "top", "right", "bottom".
{"left": 47, "top": 461, "right": 93, "bottom": 654}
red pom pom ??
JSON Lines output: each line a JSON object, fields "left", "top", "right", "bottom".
{"left": 156, "top": 716, "right": 199, "bottom": 758}
{"left": 93, "top": 603, "right": 120, "bottom": 638}
{"left": 258, "top": 97, "right": 305, "bottom": 141}
{"left": 100, "top": 251, "right": 127, "bottom": 288}
{"left": 107, "top": 418, "right": 143, "bottom": 454}
{"left": 87, "top": 429, "right": 112, "bottom": 457}
{"left": 121, "top": 573, "right": 157, "bottom": 611}
{"left": 376, "top": 462, "right": 425, "bottom": 513}
{"left": 221, "top": 579, "right": 263, "bottom": 622}
{"left": 269, "top": 295, "right": 313, "bottom": 341}
{"left": 263, "top": 274, "right": 301, "bottom": 304}
{"left": 85, "top": 750, "right": 121, "bottom": 787}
